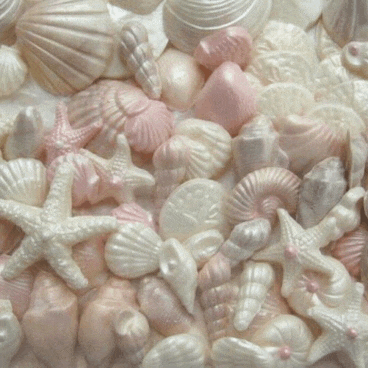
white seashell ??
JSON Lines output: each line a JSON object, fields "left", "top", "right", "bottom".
{"left": 220, "top": 219, "right": 271, "bottom": 266}
{"left": 105, "top": 222, "right": 162, "bottom": 278}
{"left": 15, "top": 0, "right": 114, "bottom": 95}
{"left": 118, "top": 21, "right": 162, "bottom": 99}
{"left": 297, "top": 157, "right": 347, "bottom": 229}
{"left": 232, "top": 115, "right": 289, "bottom": 179}
{"left": 346, "top": 132, "right": 368, "bottom": 188}
{"left": 159, "top": 238, "right": 198, "bottom": 314}
{"left": 163, "top": 0, "right": 272, "bottom": 54}
{"left": 315, "top": 20, "right": 341, "bottom": 61}
{"left": 342, "top": 41, "right": 368, "bottom": 78}
{"left": 0, "top": 0, "right": 23, "bottom": 43}
{"left": 0, "top": 300, "right": 22, "bottom": 368}
{"left": 224, "top": 167, "right": 301, "bottom": 227}
{"left": 0, "top": 45, "right": 27, "bottom": 97}
{"left": 142, "top": 333, "right": 206, "bottom": 368}
{"left": 0, "top": 158, "right": 48, "bottom": 207}
{"left": 111, "top": 0, "right": 163, "bottom": 14}
{"left": 4, "top": 107, "right": 44, "bottom": 160}
{"left": 234, "top": 261, "right": 275, "bottom": 331}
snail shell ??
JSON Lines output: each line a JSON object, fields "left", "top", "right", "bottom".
{"left": 342, "top": 41, "right": 368, "bottom": 79}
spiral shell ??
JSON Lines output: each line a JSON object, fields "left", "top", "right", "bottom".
{"left": 0, "top": 0, "right": 23, "bottom": 43}
{"left": 225, "top": 167, "right": 301, "bottom": 227}
{"left": 342, "top": 41, "right": 368, "bottom": 78}
{"left": 15, "top": 0, "right": 114, "bottom": 95}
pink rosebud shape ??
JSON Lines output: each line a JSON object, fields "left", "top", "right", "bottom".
{"left": 194, "top": 27, "right": 253, "bottom": 71}
{"left": 195, "top": 62, "right": 257, "bottom": 135}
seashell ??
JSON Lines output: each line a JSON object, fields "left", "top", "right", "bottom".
{"left": 162, "top": 0, "right": 272, "bottom": 54}
{"left": 361, "top": 238, "right": 368, "bottom": 289}
{"left": 0, "top": 0, "right": 23, "bottom": 43}
{"left": 287, "top": 256, "right": 352, "bottom": 317}
{"left": 15, "top": 0, "right": 114, "bottom": 95}
{"left": 4, "top": 107, "right": 44, "bottom": 160}
{"left": 193, "top": 26, "right": 253, "bottom": 70}
{"left": 157, "top": 48, "right": 205, "bottom": 111}
{"left": 0, "top": 45, "right": 27, "bottom": 97}
{"left": 224, "top": 167, "right": 301, "bottom": 227}
{"left": 0, "top": 219, "right": 24, "bottom": 255}
{"left": 0, "top": 158, "right": 48, "bottom": 207}
{"left": 111, "top": 0, "right": 163, "bottom": 14}
{"left": 297, "top": 157, "right": 347, "bottom": 229}
{"left": 342, "top": 41, "right": 368, "bottom": 79}
{"left": 315, "top": 20, "right": 341, "bottom": 61}
{"left": 111, "top": 202, "right": 155, "bottom": 229}
{"left": 105, "top": 222, "right": 162, "bottom": 278}
{"left": 220, "top": 219, "right": 271, "bottom": 267}
{"left": 322, "top": 0, "right": 368, "bottom": 47}
{"left": 159, "top": 179, "right": 228, "bottom": 242}
{"left": 234, "top": 261, "right": 275, "bottom": 331}
{"left": 22, "top": 272, "right": 78, "bottom": 368}
{"left": 0, "top": 300, "right": 22, "bottom": 368}
{"left": 243, "top": 71, "right": 265, "bottom": 94}
{"left": 142, "top": 333, "right": 206, "bottom": 368}
{"left": 195, "top": 61, "right": 257, "bottom": 136}
{"left": 232, "top": 115, "right": 289, "bottom": 179}
{"left": 159, "top": 238, "right": 198, "bottom": 314}
{"left": 346, "top": 132, "right": 368, "bottom": 188}
{"left": 118, "top": 21, "right": 162, "bottom": 99}
{"left": 0, "top": 255, "right": 34, "bottom": 320}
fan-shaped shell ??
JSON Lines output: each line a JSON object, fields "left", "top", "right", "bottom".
{"left": 224, "top": 167, "right": 301, "bottom": 227}
{"left": 163, "top": 0, "right": 272, "bottom": 54}
{"left": 0, "top": 45, "right": 27, "bottom": 97}
{"left": 0, "top": 158, "right": 48, "bottom": 206}
{"left": 0, "top": 0, "right": 23, "bottom": 43}
{"left": 111, "top": 202, "right": 155, "bottom": 229}
{"left": 342, "top": 41, "right": 368, "bottom": 78}
{"left": 15, "top": 0, "right": 114, "bottom": 95}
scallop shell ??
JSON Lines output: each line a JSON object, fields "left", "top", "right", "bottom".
{"left": 0, "top": 45, "right": 27, "bottom": 97}
{"left": 232, "top": 115, "right": 289, "bottom": 179}
{"left": 110, "top": 0, "right": 163, "bottom": 14}
{"left": 346, "top": 132, "right": 368, "bottom": 188}
{"left": 111, "top": 202, "right": 155, "bottom": 229}
{"left": 163, "top": 0, "right": 272, "bottom": 54}
{"left": 105, "top": 222, "right": 163, "bottom": 278}
{"left": 0, "top": 158, "right": 48, "bottom": 207}
{"left": 0, "top": 0, "right": 23, "bottom": 43}
{"left": 224, "top": 167, "right": 301, "bottom": 227}
{"left": 15, "top": 0, "right": 114, "bottom": 95}
{"left": 342, "top": 41, "right": 368, "bottom": 78}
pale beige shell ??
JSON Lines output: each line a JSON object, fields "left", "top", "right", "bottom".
{"left": 110, "top": 0, "right": 163, "bottom": 14}
{"left": 224, "top": 167, "right": 301, "bottom": 227}
{"left": 0, "top": 45, "right": 27, "bottom": 97}
{"left": 346, "top": 132, "right": 368, "bottom": 188}
{"left": 0, "top": 0, "right": 23, "bottom": 43}
{"left": 163, "top": 0, "right": 272, "bottom": 53}
{"left": 342, "top": 41, "right": 368, "bottom": 78}
{"left": 15, "top": 0, "right": 114, "bottom": 95}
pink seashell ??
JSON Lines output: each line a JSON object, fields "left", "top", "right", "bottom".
{"left": 194, "top": 61, "right": 257, "bottom": 136}
{"left": 111, "top": 202, "right": 155, "bottom": 229}
{"left": 193, "top": 26, "right": 253, "bottom": 71}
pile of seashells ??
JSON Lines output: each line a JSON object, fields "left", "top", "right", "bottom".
{"left": 1, "top": 0, "right": 368, "bottom": 367}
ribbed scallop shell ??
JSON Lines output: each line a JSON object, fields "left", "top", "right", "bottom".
{"left": 105, "top": 222, "right": 163, "bottom": 278}
{"left": 111, "top": 202, "right": 155, "bottom": 229}
{"left": 224, "top": 167, "right": 301, "bottom": 227}
{"left": 0, "top": 45, "right": 27, "bottom": 97}
{"left": 163, "top": 0, "right": 272, "bottom": 54}
{"left": 15, "top": 0, "right": 114, "bottom": 95}
{"left": 0, "top": 158, "right": 48, "bottom": 206}
{"left": 0, "top": 0, "right": 23, "bottom": 43}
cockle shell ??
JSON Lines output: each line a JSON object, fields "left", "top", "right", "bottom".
{"left": 22, "top": 272, "right": 78, "bottom": 368}
{"left": 346, "top": 132, "right": 368, "bottom": 188}
{"left": 0, "top": 45, "right": 27, "bottom": 97}
{"left": 297, "top": 157, "right": 347, "bottom": 229}
{"left": 15, "top": 0, "right": 114, "bottom": 95}
{"left": 232, "top": 115, "right": 289, "bottom": 179}
{"left": 195, "top": 61, "right": 257, "bottom": 136}
{"left": 224, "top": 167, "right": 301, "bottom": 227}
{"left": 0, "top": 300, "right": 22, "bottom": 368}
{"left": 193, "top": 26, "right": 253, "bottom": 70}
{"left": 111, "top": 202, "right": 155, "bottom": 229}
{"left": 162, "top": 0, "right": 272, "bottom": 54}
{"left": 0, "top": 158, "right": 48, "bottom": 206}
{"left": 342, "top": 41, "right": 368, "bottom": 78}
{"left": 111, "top": 0, "right": 163, "bottom": 14}
{"left": 118, "top": 21, "right": 162, "bottom": 99}
{"left": 0, "top": 0, "right": 23, "bottom": 44}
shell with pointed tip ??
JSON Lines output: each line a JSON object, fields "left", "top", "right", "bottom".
{"left": 296, "top": 157, "right": 347, "bottom": 229}
{"left": 0, "top": 0, "right": 23, "bottom": 43}
{"left": 224, "top": 167, "right": 301, "bottom": 227}
{"left": 105, "top": 222, "right": 162, "bottom": 278}
{"left": 15, "top": 0, "right": 114, "bottom": 95}
{"left": 346, "top": 133, "right": 368, "bottom": 188}
{"left": 0, "top": 45, "right": 27, "bottom": 97}
{"left": 342, "top": 41, "right": 368, "bottom": 78}
{"left": 220, "top": 219, "right": 271, "bottom": 267}
{"left": 232, "top": 115, "right": 289, "bottom": 179}
{"left": 142, "top": 333, "right": 206, "bottom": 368}
{"left": 111, "top": 0, "right": 163, "bottom": 14}
{"left": 0, "top": 300, "right": 22, "bottom": 368}
{"left": 22, "top": 272, "right": 78, "bottom": 368}
{"left": 118, "top": 21, "right": 161, "bottom": 99}
{"left": 111, "top": 202, "right": 155, "bottom": 229}
{"left": 0, "top": 158, "right": 48, "bottom": 206}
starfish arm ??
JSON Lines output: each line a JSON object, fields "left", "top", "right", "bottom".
{"left": 280, "top": 262, "right": 303, "bottom": 297}
{"left": 110, "top": 135, "right": 132, "bottom": 172}
{"left": 307, "top": 332, "right": 340, "bottom": 364}
{"left": 0, "top": 199, "right": 41, "bottom": 233}
{"left": 124, "top": 166, "right": 155, "bottom": 188}
{"left": 1, "top": 236, "right": 43, "bottom": 279}
{"left": 69, "top": 120, "right": 103, "bottom": 149}
{"left": 300, "top": 250, "right": 335, "bottom": 276}
{"left": 252, "top": 241, "right": 285, "bottom": 263}
{"left": 278, "top": 209, "right": 305, "bottom": 239}
{"left": 80, "top": 148, "right": 109, "bottom": 176}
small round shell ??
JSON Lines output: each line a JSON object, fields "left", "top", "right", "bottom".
{"left": 342, "top": 41, "right": 368, "bottom": 79}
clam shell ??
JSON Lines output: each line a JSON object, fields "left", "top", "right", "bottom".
{"left": 15, "top": 0, "right": 114, "bottom": 95}
{"left": 0, "top": 45, "right": 27, "bottom": 97}
{"left": 342, "top": 41, "right": 368, "bottom": 79}
{"left": 111, "top": 0, "right": 163, "bottom": 14}
{"left": 163, "top": 0, "right": 272, "bottom": 54}
{"left": 0, "top": 0, "right": 23, "bottom": 43}
{"left": 224, "top": 167, "right": 301, "bottom": 227}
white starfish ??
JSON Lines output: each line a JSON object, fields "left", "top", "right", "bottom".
{"left": 0, "top": 163, "right": 119, "bottom": 289}
{"left": 307, "top": 282, "right": 368, "bottom": 368}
